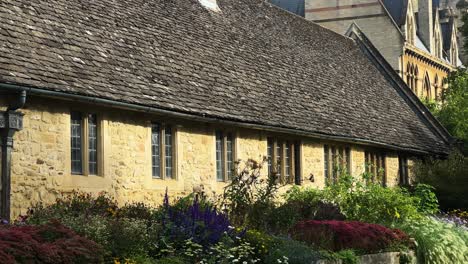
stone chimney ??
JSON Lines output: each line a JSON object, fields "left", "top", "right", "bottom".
{"left": 418, "top": 0, "right": 434, "bottom": 53}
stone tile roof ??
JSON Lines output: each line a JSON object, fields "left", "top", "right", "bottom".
{"left": 0, "top": 0, "right": 450, "bottom": 154}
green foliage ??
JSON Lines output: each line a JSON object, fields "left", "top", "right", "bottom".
{"left": 326, "top": 250, "right": 359, "bottom": 264}
{"left": 412, "top": 184, "right": 439, "bottom": 214}
{"left": 221, "top": 158, "right": 280, "bottom": 230}
{"left": 264, "top": 237, "right": 323, "bottom": 264}
{"left": 413, "top": 150, "right": 468, "bottom": 210}
{"left": 423, "top": 70, "right": 468, "bottom": 154}
{"left": 298, "top": 174, "right": 423, "bottom": 225}
{"left": 107, "top": 218, "right": 150, "bottom": 259}
{"left": 438, "top": 70, "right": 468, "bottom": 146}
{"left": 395, "top": 217, "right": 468, "bottom": 264}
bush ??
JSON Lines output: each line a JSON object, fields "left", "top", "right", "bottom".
{"left": 267, "top": 187, "right": 345, "bottom": 233}
{"left": 107, "top": 218, "right": 150, "bottom": 259}
{"left": 264, "top": 237, "right": 323, "bottom": 264}
{"left": 289, "top": 176, "right": 423, "bottom": 225}
{"left": 0, "top": 220, "right": 104, "bottom": 263}
{"left": 290, "top": 220, "right": 410, "bottom": 253}
{"left": 413, "top": 150, "right": 468, "bottom": 210}
{"left": 221, "top": 158, "right": 280, "bottom": 230}
{"left": 411, "top": 184, "right": 439, "bottom": 214}
{"left": 395, "top": 217, "right": 468, "bottom": 264}
{"left": 159, "top": 192, "right": 237, "bottom": 250}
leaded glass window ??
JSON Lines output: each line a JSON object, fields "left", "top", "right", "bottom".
{"left": 324, "top": 145, "right": 350, "bottom": 185}
{"left": 268, "top": 138, "right": 299, "bottom": 184}
{"left": 165, "top": 126, "right": 173, "bottom": 179}
{"left": 151, "top": 123, "right": 161, "bottom": 178}
{"left": 151, "top": 122, "right": 175, "bottom": 180}
{"left": 88, "top": 114, "right": 98, "bottom": 175}
{"left": 71, "top": 112, "right": 82, "bottom": 174}
{"left": 70, "top": 111, "right": 100, "bottom": 176}
{"left": 216, "top": 131, "right": 235, "bottom": 182}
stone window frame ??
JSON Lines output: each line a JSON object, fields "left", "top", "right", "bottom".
{"left": 267, "top": 137, "right": 301, "bottom": 185}
{"left": 324, "top": 144, "right": 351, "bottom": 185}
{"left": 70, "top": 110, "right": 104, "bottom": 177}
{"left": 364, "top": 149, "right": 386, "bottom": 186}
{"left": 151, "top": 121, "right": 178, "bottom": 180}
{"left": 215, "top": 129, "right": 237, "bottom": 182}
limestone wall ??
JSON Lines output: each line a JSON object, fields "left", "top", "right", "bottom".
{"left": 2, "top": 96, "right": 416, "bottom": 218}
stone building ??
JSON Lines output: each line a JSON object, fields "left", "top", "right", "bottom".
{"left": 271, "top": 0, "right": 464, "bottom": 101}
{"left": 0, "top": 0, "right": 452, "bottom": 220}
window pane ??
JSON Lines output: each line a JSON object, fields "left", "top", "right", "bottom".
{"left": 88, "top": 114, "right": 98, "bottom": 175}
{"left": 324, "top": 145, "right": 329, "bottom": 181}
{"left": 71, "top": 112, "right": 82, "bottom": 174}
{"left": 345, "top": 147, "right": 351, "bottom": 173}
{"left": 276, "top": 141, "right": 282, "bottom": 176}
{"left": 331, "top": 147, "right": 337, "bottom": 182}
{"left": 165, "top": 126, "right": 173, "bottom": 179}
{"left": 216, "top": 131, "right": 224, "bottom": 181}
{"left": 267, "top": 138, "right": 273, "bottom": 176}
{"left": 226, "top": 133, "right": 234, "bottom": 180}
{"left": 152, "top": 123, "right": 161, "bottom": 178}
{"left": 285, "top": 142, "right": 290, "bottom": 183}
{"left": 294, "top": 142, "right": 301, "bottom": 185}
{"left": 364, "top": 151, "right": 369, "bottom": 173}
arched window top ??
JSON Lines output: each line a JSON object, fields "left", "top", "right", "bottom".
{"left": 406, "top": 2, "right": 416, "bottom": 44}
{"left": 423, "top": 73, "right": 431, "bottom": 99}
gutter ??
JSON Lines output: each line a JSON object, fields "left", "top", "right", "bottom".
{"left": 0, "top": 82, "right": 445, "bottom": 156}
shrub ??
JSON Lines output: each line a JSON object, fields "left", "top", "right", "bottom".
{"left": 395, "top": 217, "right": 468, "bottom": 264}
{"left": 221, "top": 158, "right": 280, "bottom": 230}
{"left": 290, "top": 220, "right": 410, "bottom": 253}
{"left": 264, "top": 237, "right": 323, "bottom": 264}
{"left": 268, "top": 187, "right": 345, "bottom": 233}
{"left": 289, "top": 176, "right": 422, "bottom": 225}
{"left": 107, "top": 218, "right": 150, "bottom": 259}
{"left": 26, "top": 191, "right": 118, "bottom": 224}
{"left": 0, "top": 220, "right": 104, "bottom": 263}
{"left": 326, "top": 176, "right": 423, "bottom": 225}
{"left": 413, "top": 150, "right": 468, "bottom": 210}
{"left": 411, "top": 184, "right": 439, "bottom": 214}
{"left": 160, "top": 192, "right": 237, "bottom": 250}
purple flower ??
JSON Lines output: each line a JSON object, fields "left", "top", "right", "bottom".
{"left": 0, "top": 219, "right": 9, "bottom": 225}
{"left": 161, "top": 193, "right": 241, "bottom": 248}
